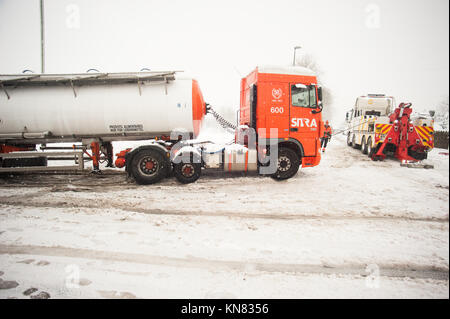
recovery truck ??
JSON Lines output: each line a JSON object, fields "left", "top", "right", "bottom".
{"left": 345, "top": 94, "right": 434, "bottom": 162}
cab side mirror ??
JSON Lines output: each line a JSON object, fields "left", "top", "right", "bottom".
{"left": 346, "top": 109, "right": 353, "bottom": 122}
{"left": 312, "top": 102, "right": 323, "bottom": 114}
{"left": 317, "top": 87, "right": 323, "bottom": 102}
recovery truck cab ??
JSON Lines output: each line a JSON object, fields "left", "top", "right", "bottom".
{"left": 345, "top": 94, "right": 395, "bottom": 155}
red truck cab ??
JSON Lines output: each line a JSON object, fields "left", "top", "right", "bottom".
{"left": 240, "top": 66, "right": 323, "bottom": 173}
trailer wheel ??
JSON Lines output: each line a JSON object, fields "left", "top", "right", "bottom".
{"left": 347, "top": 132, "right": 352, "bottom": 146}
{"left": 173, "top": 162, "right": 202, "bottom": 184}
{"left": 130, "top": 149, "right": 168, "bottom": 185}
{"left": 271, "top": 147, "right": 300, "bottom": 180}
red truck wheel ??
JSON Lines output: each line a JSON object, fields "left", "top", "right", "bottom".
{"left": 130, "top": 149, "right": 168, "bottom": 185}
{"left": 272, "top": 147, "right": 300, "bottom": 180}
{"left": 173, "top": 162, "right": 201, "bottom": 184}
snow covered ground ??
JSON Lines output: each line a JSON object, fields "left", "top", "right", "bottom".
{"left": 0, "top": 134, "right": 448, "bottom": 298}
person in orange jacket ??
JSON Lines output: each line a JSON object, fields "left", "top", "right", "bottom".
{"left": 321, "top": 120, "right": 332, "bottom": 152}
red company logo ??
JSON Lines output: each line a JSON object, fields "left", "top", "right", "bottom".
{"left": 272, "top": 88, "right": 282, "bottom": 100}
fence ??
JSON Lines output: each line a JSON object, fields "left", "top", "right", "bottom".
{"left": 434, "top": 131, "right": 449, "bottom": 150}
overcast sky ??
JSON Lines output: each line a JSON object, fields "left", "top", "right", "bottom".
{"left": 0, "top": 0, "right": 448, "bottom": 122}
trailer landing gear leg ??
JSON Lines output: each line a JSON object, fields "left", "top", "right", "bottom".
{"left": 90, "top": 142, "right": 101, "bottom": 173}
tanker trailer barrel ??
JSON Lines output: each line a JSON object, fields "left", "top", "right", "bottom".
{"left": 0, "top": 71, "right": 206, "bottom": 144}
{"left": 0, "top": 71, "right": 206, "bottom": 174}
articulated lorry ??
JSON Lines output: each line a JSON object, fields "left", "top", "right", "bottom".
{"left": 0, "top": 66, "right": 324, "bottom": 184}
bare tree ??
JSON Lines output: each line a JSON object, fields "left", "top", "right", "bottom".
{"left": 295, "top": 53, "right": 324, "bottom": 77}
{"left": 434, "top": 96, "right": 449, "bottom": 131}
{"left": 436, "top": 96, "right": 449, "bottom": 114}
{"left": 295, "top": 53, "right": 334, "bottom": 122}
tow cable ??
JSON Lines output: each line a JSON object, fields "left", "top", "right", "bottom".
{"left": 330, "top": 119, "right": 377, "bottom": 137}
{"left": 207, "top": 104, "right": 377, "bottom": 139}
{"left": 206, "top": 104, "right": 237, "bottom": 131}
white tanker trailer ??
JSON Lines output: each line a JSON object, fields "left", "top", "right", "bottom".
{"left": 0, "top": 71, "right": 206, "bottom": 143}
{"left": 0, "top": 71, "right": 206, "bottom": 177}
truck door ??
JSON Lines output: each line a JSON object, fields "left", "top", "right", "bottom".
{"left": 259, "top": 81, "right": 290, "bottom": 139}
{"left": 289, "top": 83, "right": 321, "bottom": 156}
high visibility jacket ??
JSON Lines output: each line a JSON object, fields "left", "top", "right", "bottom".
{"left": 323, "top": 125, "right": 332, "bottom": 139}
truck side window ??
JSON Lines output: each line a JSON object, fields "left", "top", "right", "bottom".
{"left": 309, "top": 86, "right": 317, "bottom": 107}
{"left": 291, "top": 84, "right": 316, "bottom": 108}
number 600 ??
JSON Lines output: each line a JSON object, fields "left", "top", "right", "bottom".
{"left": 270, "top": 107, "right": 284, "bottom": 114}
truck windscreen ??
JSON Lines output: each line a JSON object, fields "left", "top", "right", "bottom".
{"left": 291, "top": 85, "right": 316, "bottom": 108}
{"left": 365, "top": 110, "right": 381, "bottom": 116}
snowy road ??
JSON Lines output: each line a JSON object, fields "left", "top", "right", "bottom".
{"left": 0, "top": 135, "right": 448, "bottom": 298}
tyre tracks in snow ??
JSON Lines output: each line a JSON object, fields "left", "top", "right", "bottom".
{"left": 0, "top": 197, "right": 448, "bottom": 223}
{"left": 0, "top": 244, "right": 448, "bottom": 281}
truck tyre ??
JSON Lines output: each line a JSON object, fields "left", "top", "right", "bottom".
{"left": 352, "top": 134, "right": 360, "bottom": 149}
{"left": 361, "top": 137, "right": 368, "bottom": 154}
{"left": 271, "top": 147, "right": 300, "bottom": 180}
{"left": 370, "top": 144, "right": 382, "bottom": 161}
{"left": 173, "top": 162, "right": 202, "bottom": 184}
{"left": 347, "top": 132, "right": 352, "bottom": 146}
{"left": 409, "top": 148, "right": 427, "bottom": 161}
{"left": 130, "top": 149, "right": 168, "bottom": 185}
{"left": 366, "top": 137, "right": 373, "bottom": 157}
